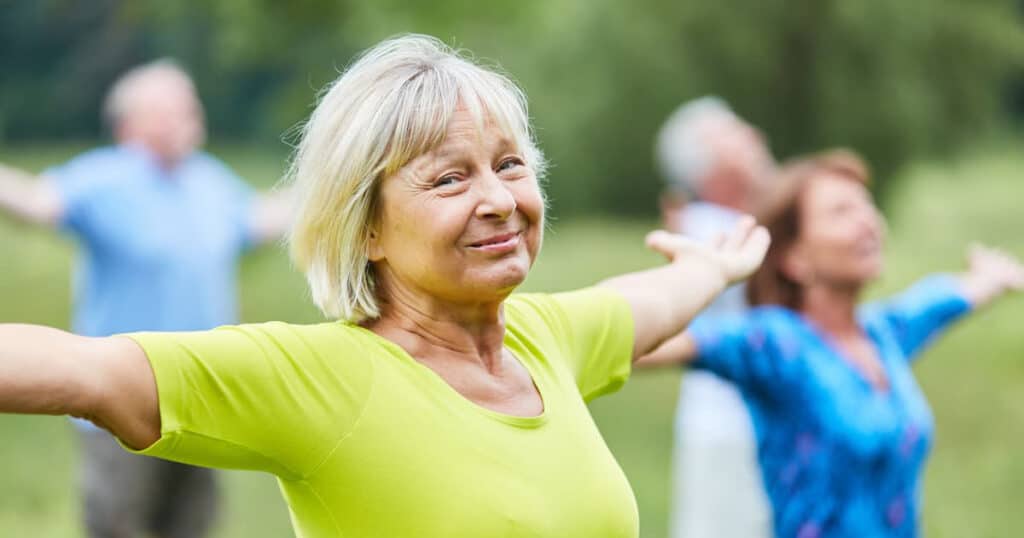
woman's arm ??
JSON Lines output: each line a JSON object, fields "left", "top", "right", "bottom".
{"left": 0, "top": 324, "right": 160, "bottom": 449}
{"left": 958, "top": 244, "right": 1024, "bottom": 308}
{"left": 870, "top": 244, "right": 1023, "bottom": 361}
{"left": 600, "top": 216, "right": 769, "bottom": 360}
{"left": 633, "top": 331, "right": 698, "bottom": 368}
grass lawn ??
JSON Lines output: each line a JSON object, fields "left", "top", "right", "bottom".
{"left": 0, "top": 142, "right": 1021, "bottom": 537}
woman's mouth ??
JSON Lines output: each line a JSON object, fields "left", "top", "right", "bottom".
{"left": 468, "top": 232, "right": 521, "bottom": 253}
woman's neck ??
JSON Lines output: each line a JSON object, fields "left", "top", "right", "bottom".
{"left": 363, "top": 281, "right": 509, "bottom": 373}
{"left": 799, "top": 282, "right": 862, "bottom": 335}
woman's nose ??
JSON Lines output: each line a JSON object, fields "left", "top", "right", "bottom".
{"left": 475, "top": 171, "right": 517, "bottom": 220}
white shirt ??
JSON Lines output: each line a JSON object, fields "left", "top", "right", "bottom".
{"left": 669, "top": 201, "right": 772, "bottom": 538}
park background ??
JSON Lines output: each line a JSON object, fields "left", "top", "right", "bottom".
{"left": 1, "top": 1, "right": 1023, "bottom": 536}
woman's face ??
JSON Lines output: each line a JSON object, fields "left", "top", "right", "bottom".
{"left": 787, "top": 173, "right": 885, "bottom": 288}
{"left": 369, "top": 107, "right": 544, "bottom": 309}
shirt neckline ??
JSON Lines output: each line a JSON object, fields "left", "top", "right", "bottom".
{"left": 789, "top": 310, "right": 893, "bottom": 394}
{"left": 347, "top": 323, "right": 551, "bottom": 429}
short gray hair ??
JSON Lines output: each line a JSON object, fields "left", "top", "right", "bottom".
{"left": 654, "top": 96, "right": 736, "bottom": 191}
{"left": 102, "top": 59, "right": 194, "bottom": 126}
{"left": 287, "top": 34, "right": 547, "bottom": 322}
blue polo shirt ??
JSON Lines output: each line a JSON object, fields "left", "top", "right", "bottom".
{"left": 46, "top": 144, "right": 253, "bottom": 337}
{"left": 689, "top": 275, "right": 972, "bottom": 537}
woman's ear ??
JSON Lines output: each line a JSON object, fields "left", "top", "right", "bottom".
{"left": 367, "top": 227, "right": 384, "bottom": 262}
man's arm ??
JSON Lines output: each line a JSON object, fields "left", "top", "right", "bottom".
{"left": 0, "top": 164, "right": 64, "bottom": 226}
{"left": 247, "top": 187, "right": 294, "bottom": 246}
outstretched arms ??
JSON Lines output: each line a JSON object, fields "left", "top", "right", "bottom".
{"left": 599, "top": 216, "right": 769, "bottom": 361}
{"left": 0, "top": 164, "right": 64, "bottom": 226}
{"left": 0, "top": 325, "right": 160, "bottom": 449}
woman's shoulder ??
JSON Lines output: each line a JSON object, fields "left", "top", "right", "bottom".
{"left": 695, "top": 303, "right": 798, "bottom": 330}
{"left": 214, "top": 320, "right": 390, "bottom": 355}
{"left": 748, "top": 304, "right": 802, "bottom": 325}
{"left": 505, "top": 288, "right": 630, "bottom": 332}
{"left": 690, "top": 303, "right": 806, "bottom": 356}
{"left": 504, "top": 292, "right": 563, "bottom": 336}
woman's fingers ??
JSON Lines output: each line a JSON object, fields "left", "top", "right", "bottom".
{"left": 729, "top": 225, "right": 771, "bottom": 282}
{"left": 645, "top": 230, "right": 703, "bottom": 261}
{"left": 711, "top": 231, "right": 728, "bottom": 250}
{"left": 646, "top": 220, "right": 771, "bottom": 285}
{"left": 722, "top": 215, "right": 757, "bottom": 251}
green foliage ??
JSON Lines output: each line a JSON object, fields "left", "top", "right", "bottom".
{"left": 2, "top": 0, "right": 1023, "bottom": 213}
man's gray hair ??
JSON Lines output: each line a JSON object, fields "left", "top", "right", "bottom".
{"left": 102, "top": 58, "right": 194, "bottom": 126}
{"left": 654, "top": 96, "right": 736, "bottom": 192}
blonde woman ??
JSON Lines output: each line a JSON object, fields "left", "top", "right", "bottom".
{"left": 0, "top": 35, "right": 769, "bottom": 537}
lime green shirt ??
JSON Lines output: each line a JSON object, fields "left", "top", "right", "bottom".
{"left": 127, "top": 288, "right": 638, "bottom": 537}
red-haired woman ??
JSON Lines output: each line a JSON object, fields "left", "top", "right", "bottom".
{"left": 639, "top": 150, "right": 1024, "bottom": 537}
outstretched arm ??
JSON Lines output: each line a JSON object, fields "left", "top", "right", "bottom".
{"left": 869, "top": 244, "right": 1023, "bottom": 362}
{"left": 247, "top": 187, "right": 295, "bottom": 246}
{"left": 633, "top": 330, "right": 699, "bottom": 368}
{"left": 0, "top": 164, "right": 64, "bottom": 226}
{"left": 600, "top": 216, "right": 769, "bottom": 361}
{"left": 0, "top": 325, "right": 160, "bottom": 449}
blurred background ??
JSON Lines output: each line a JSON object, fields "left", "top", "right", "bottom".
{"left": 1, "top": 1, "right": 1023, "bottom": 536}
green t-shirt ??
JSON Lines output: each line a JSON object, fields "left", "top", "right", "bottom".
{"left": 126, "top": 287, "right": 638, "bottom": 537}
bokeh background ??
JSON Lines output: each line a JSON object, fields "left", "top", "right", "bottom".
{"left": 1, "top": 1, "right": 1023, "bottom": 536}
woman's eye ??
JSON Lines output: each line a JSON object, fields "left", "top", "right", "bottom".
{"left": 497, "top": 157, "right": 524, "bottom": 172}
{"left": 433, "top": 175, "right": 460, "bottom": 188}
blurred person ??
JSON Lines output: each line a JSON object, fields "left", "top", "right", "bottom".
{"left": 654, "top": 96, "right": 777, "bottom": 538}
{"left": 0, "top": 35, "right": 773, "bottom": 538}
{"left": 638, "top": 149, "right": 1024, "bottom": 537}
{"left": 0, "top": 59, "right": 291, "bottom": 538}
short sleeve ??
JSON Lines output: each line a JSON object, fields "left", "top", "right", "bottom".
{"left": 43, "top": 151, "right": 110, "bottom": 236}
{"left": 688, "top": 310, "right": 801, "bottom": 393}
{"left": 509, "top": 288, "right": 635, "bottom": 402}
{"left": 863, "top": 274, "right": 972, "bottom": 362}
{"left": 122, "top": 322, "right": 374, "bottom": 479}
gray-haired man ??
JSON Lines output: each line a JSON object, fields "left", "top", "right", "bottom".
{"left": 655, "top": 97, "right": 777, "bottom": 538}
{"left": 0, "top": 60, "right": 291, "bottom": 538}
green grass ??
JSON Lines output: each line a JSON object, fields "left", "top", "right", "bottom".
{"left": 0, "top": 142, "right": 1022, "bottom": 537}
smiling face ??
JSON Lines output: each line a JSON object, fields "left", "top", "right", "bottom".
{"left": 368, "top": 106, "right": 545, "bottom": 310}
{"left": 786, "top": 172, "right": 886, "bottom": 288}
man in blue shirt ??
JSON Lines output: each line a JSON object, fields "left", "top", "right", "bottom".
{"left": 0, "top": 60, "right": 291, "bottom": 538}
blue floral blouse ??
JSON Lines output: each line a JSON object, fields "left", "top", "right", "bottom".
{"left": 689, "top": 275, "right": 972, "bottom": 537}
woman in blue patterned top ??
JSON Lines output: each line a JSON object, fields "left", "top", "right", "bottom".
{"left": 638, "top": 149, "right": 1024, "bottom": 537}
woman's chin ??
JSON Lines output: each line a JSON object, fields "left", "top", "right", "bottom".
{"left": 466, "top": 265, "right": 530, "bottom": 296}
{"left": 850, "top": 263, "right": 884, "bottom": 286}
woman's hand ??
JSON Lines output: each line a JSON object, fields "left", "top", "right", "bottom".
{"left": 961, "top": 244, "right": 1024, "bottom": 307}
{"left": 601, "top": 215, "right": 770, "bottom": 360}
{"left": 645, "top": 216, "right": 770, "bottom": 287}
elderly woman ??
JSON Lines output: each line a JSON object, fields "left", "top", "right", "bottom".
{"left": 639, "top": 150, "right": 1024, "bottom": 537}
{"left": 0, "top": 36, "right": 769, "bottom": 537}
